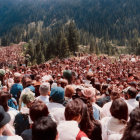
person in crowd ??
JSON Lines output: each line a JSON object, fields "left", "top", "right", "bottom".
{"left": 14, "top": 90, "right": 35, "bottom": 135}
{"left": 81, "top": 87, "right": 101, "bottom": 120}
{"left": 96, "top": 84, "right": 110, "bottom": 107}
{"left": 63, "top": 70, "right": 72, "bottom": 84}
{"left": 65, "top": 85, "right": 75, "bottom": 103}
{"left": 0, "top": 91, "right": 19, "bottom": 129}
{"left": 23, "top": 77, "right": 35, "bottom": 93}
{"left": 36, "top": 82, "right": 50, "bottom": 105}
{"left": 10, "top": 72, "right": 23, "bottom": 103}
{"left": 101, "top": 88, "right": 120, "bottom": 118}
{"left": 21, "top": 100, "right": 49, "bottom": 140}
{"left": 0, "top": 105, "right": 22, "bottom": 140}
{"left": 32, "top": 116, "right": 57, "bottom": 140}
{"left": 33, "top": 75, "right": 41, "bottom": 97}
{"left": 58, "top": 98, "right": 90, "bottom": 140}
{"left": 0, "top": 69, "right": 6, "bottom": 87}
{"left": 125, "top": 87, "right": 139, "bottom": 111}
{"left": 47, "top": 87, "right": 65, "bottom": 124}
{"left": 121, "top": 107, "right": 140, "bottom": 140}
{"left": 101, "top": 98, "right": 128, "bottom": 140}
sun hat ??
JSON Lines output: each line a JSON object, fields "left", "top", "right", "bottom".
{"left": 0, "top": 105, "right": 11, "bottom": 128}
{"left": 50, "top": 87, "right": 64, "bottom": 104}
{"left": 82, "top": 87, "right": 96, "bottom": 98}
{"left": 14, "top": 72, "right": 21, "bottom": 77}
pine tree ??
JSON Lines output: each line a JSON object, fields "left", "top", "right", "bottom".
{"left": 61, "top": 37, "right": 70, "bottom": 58}
{"left": 56, "top": 31, "right": 70, "bottom": 58}
{"left": 89, "top": 38, "right": 95, "bottom": 53}
{"left": 37, "top": 50, "right": 45, "bottom": 64}
{"left": 68, "top": 21, "right": 79, "bottom": 54}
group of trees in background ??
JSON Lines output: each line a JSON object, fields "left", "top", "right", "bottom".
{"left": 25, "top": 21, "right": 79, "bottom": 65}
{"left": 0, "top": 0, "right": 140, "bottom": 65}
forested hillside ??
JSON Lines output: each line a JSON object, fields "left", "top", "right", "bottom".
{"left": 0, "top": 0, "right": 140, "bottom": 62}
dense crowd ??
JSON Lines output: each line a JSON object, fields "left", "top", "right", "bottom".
{"left": 0, "top": 54, "right": 140, "bottom": 140}
{"left": 0, "top": 44, "right": 24, "bottom": 68}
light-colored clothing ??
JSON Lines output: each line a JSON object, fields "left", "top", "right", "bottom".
{"left": 101, "top": 117, "right": 126, "bottom": 140}
{"left": 47, "top": 102, "right": 65, "bottom": 124}
{"left": 57, "top": 121, "right": 90, "bottom": 140}
{"left": 126, "top": 99, "right": 139, "bottom": 111}
{"left": 36, "top": 95, "right": 49, "bottom": 105}
{"left": 8, "top": 107, "right": 19, "bottom": 126}
{"left": 0, "top": 135, "right": 23, "bottom": 140}
{"left": 101, "top": 101, "right": 112, "bottom": 118}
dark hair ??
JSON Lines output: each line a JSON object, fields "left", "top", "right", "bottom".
{"left": 110, "top": 90, "right": 120, "bottom": 101}
{"left": 79, "top": 96, "right": 102, "bottom": 140}
{"left": 22, "top": 75, "right": 31, "bottom": 88}
{"left": 94, "top": 82, "right": 101, "bottom": 92}
{"left": 127, "top": 88, "right": 138, "bottom": 98}
{"left": 110, "top": 98, "right": 128, "bottom": 121}
{"left": 32, "top": 116, "right": 57, "bottom": 140}
{"left": 0, "top": 91, "right": 10, "bottom": 112}
{"left": 121, "top": 107, "right": 140, "bottom": 140}
{"left": 65, "top": 98, "right": 83, "bottom": 120}
{"left": 14, "top": 76, "right": 21, "bottom": 83}
{"left": 29, "top": 100, "right": 49, "bottom": 122}
{"left": 79, "top": 96, "right": 94, "bottom": 121}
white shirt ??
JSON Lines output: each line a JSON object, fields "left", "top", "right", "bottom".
{"left": 58, "top": 121, "right": 90, "bottom": 140}
{"left": 36, "top": 95, "right": 49, "bottom": 105}
{"left": 101, "top": 117, "right": 126, "bottom": 140}
{"left": 0, "top": 135, "right": 23, "bottom": 140}
{"left": 47, "top": 102, "right": 65, "bottom": 124}
{"left": 8, "top": 107, "right": 19, "bottom": 126}
{"left": 126, "top": 99, "right": 139, "bottom": 110}
{"left": 101, "top": 101, "right": 112, "bottom": 118}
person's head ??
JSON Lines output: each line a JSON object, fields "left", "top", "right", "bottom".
{"left": 25, "top": 77, "right": 32, "bottom": 87}
{"left": 110, "top": 98, "right": 128, "bottom": 122}
{"left": 127, "top": 87, "right": 138, "bottom": 99}
{"left": 121, "top": 107, "right": 140, "bottom": 140}
{"left": 29, "top": 100, "right": 49, "bottom": 122}
{"left": 0, "top": 91, "right": 10, "bottom": 112}
{"left": 22, "top": 90, "right": 35, "bottom": 108}
{"left": 82, "top": 87, "right": 96, "bottom": 103}
{"left": 65, "top": 85, "right": 75, "bottom": 98}
{"left": 0, "top": 69, "right": 5, "bottom": 85}
{"left": 50, "top": 87, "right": 64, "bottom": 104}
{"left": 110, "top": 89, "right": 120, "bottom": 101}
{"left": 0, "top": 105, "right": 11, "bottom": 130}
{"left": 63, "top": 70, "right": 72, "bottom": 84}
{"left": 86, "top": 72, "right": 93, "bottom": 80}
{"left": 32, "top": 116, "right": 57, "bottom": 140}
{"left": 101, "top": 84, "right": 108, "bottom": 94}
{"left": 39, "top": 83, "right": 50, "bottom": 96}
{"left": 35, "top": 75, "right": 41, "bottom": 82}
{"left": 14, "top": 72, "right": 22, "bottom": 83}
{"left": 94, "top": 82, "right": 101, "bottom": 92}
{"left": 22, "top": 75, "right": 31, "bottom": 88}
{"left": 59, "top": 79, "right": 68, "bottom": 88}
{"left": 65, "top": 98, "right": 84, "bottom": 123}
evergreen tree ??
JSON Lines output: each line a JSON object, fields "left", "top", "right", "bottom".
{"left": 37, "top": 50, "right": 45, "bottom": 64}
{"left": 27, "top": 41, "right": 35, "bottom": 62}
{"left": 89, "top": 38, "right": 95, "bottom": 53}
{"left": 61, "top": 37, "right": 70, "bottom": 58}
{"left": 68, "top": 21, "right": 79, "bottom": 54}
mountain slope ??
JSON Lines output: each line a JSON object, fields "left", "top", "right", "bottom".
{"left": 0, "top": 0, "right": 140, "bottom": 40}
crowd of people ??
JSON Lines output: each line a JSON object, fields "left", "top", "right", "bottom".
{"left": 0, "top": 53, "right": 139, "bottom": 140}
{"left": 0, "top": 43, "right": 24, "bottom": 68}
